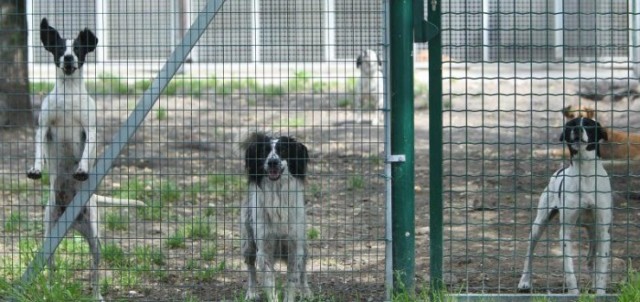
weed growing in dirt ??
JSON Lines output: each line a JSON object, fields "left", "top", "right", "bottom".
{"left": 156, "top": 106, "right": 168, "bottom": 120}
{"left": 307, "top": 227, "right": 320, "bottom": 240}
{"left": 347, "top": 175, "right": 365, "bottom": 190}
{"left": 186, "top": 217, "right": 214, "bottom": 239}
{"left": 167, "top": 229, "right": 187, "bottom": 249}
{"left": 337, "top": 98, "right": 353, "bottom": 108}
{"left": 105, "top": 211, "right": 130, "bottom": 231}
{"left": 619, "top": 270, "right": 640, "bottom": 302}
{"left": 102, "top": 243, "right": 129, "bottom": 268}
{"left": 4, "top": 211, "right": 40, "bottom": 233}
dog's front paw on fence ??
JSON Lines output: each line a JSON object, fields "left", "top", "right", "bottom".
{"left": 73, "top": 169, "right": 89, "bottom": 181}
{"left": 27, "top": 168, "right": 42, "bottom": 180}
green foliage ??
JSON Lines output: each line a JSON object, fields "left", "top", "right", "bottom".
{"left": 307, "top": 227, "right": 320, "bottom": 240}
{"left": 619, "top": 270, "right": 640, "bottom": 302}
{"left": 29, "top": 82, "right": 55, "bottom": 95}
{"left": 105, "top": 211, "right": 130, "bottom": 231}
{"left": 167, "top": 229, "right": 186, "bottom": 249}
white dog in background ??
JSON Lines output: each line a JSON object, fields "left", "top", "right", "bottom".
{"left": 240, "top": 132, "right": 311, "bottom": 302}
{"left": 518, "top": 117, "right": 612, "bottom": 295}
{"left": 355, "top": 49, "right": 384, "bottom": 125}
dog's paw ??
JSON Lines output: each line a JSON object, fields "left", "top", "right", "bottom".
{"left": 244, "top": 289, "right": 260, "bottom": 301}
{"left": 517, "top": 278, "right": 531, "bottom": 292}
{"left": 27, "top": 168, "right": 42, "bottom": 180}
{"left": 73, "top": 169, "right": 89, "bottom": 181}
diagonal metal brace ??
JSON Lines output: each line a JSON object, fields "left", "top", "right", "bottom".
{"left": 19, "top": 0, "right": 227, "bottom": 287}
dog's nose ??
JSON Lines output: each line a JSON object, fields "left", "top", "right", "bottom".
{"left": 63, "top": 55, "right": 74, "bottom": 63}
{"left": 267, "top": 158, "right": 280, "bottom": 168}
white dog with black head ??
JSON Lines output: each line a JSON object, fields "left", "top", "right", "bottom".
{"left": 518, "top": 117, "right": 612, "bottom": 295}
{"left": 240, "top": 132, "right": 311, "bottom": 302}
{"left": 27, "top": 18, "right": 103, "bottom": 301}
{"left": 355, "top": 49, "right": 384, "bottom": 125}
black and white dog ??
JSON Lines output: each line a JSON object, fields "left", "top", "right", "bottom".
{"left": 355, "top": 49, "right": 384, "bottom": 126}
{"left": 518, "top": 117, "right": 612, "bottom": 295}
{"left": 27, "top": 18, "right": 103, "bottom": 301}
{"left": 240, "top": 132, "right": 311, "bottom": 302}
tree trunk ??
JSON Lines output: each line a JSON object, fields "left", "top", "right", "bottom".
{"left": 0, "top": 0, "right": 32, "bottom": 128}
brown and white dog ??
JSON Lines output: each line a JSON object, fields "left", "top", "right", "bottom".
{"left": 562, "top": 104, "right": 640, "bottom": 160}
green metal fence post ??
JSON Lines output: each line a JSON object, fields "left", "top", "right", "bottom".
{"left": 390, "top": 0, "right": 415, "bottom": 295}
{"left": 427, "top": 0, "right": 444, "bottom": 295}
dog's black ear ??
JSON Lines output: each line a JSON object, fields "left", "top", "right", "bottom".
{"left": 356, "top": 54, "right": 362, "bottom": 69}
{"left": 280, "top": 136, "right": 309, "bottom": 180}
{"left": 242, "top": 132, "right": 270, "bottom": 184}
{"left": 562, "top": 105, "right": 573, "bottom": 119}
{"left": 595, "top": 120, "right": 608, "bottom": 142}
{"left": 40, "top": 18, "right": 63, "bottom": 54}
{"left": 76, "top": 28, "right": 98, "bottom": 54}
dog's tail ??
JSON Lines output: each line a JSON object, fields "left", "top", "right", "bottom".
{"left": 91, "top": 195, "right": 146, "bottom": 207}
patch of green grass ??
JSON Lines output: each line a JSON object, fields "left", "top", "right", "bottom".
{"left": 29, "top": 82, "right": 54, "bottom": 95}
{"left": 101, "top": 243, "right": 129, "bottom": 268}
{"left": 0, "top": 274, "right": 89, "bottom": 302}
{"left": 347, "top": 175, "right": 365, "bottom": 191}
{"left": 159, "top": 180, "right": 182, "bottom": 203}
{"left": 619, "top": 270, "right": 640, "bottom": 302}
{"left": 285, "top": 70, "right": 312, "bottom": 93}
{"left": 337, "top": 98, "right": 353, "bottom": 108}
{"left": 133, "top": 245, "right": 166, "bottom": 267}
{"left": 201, "top": 243, "right": 218, "bottom": 261}
{"left": 186, "top": 218, "right": 214, "bottom": 239}
{"left": 192, "top": 261, "right": 225, "bottom": 281}
{"left": 167, "top": 229, "right": 186, "bottom": 249}
{"left": 112, "top": 178, "right": 149, "bottom": 201}
{"left": 345, "top": 77, "right": 357, "bottom": 93}
{"left": 307, "top": 227, "right": 320, "bottom": 240}
{"left": 156, "top": 106, "right": 168, "bottom": 120}
{"left": 87, "top": 73, "right": 131, "bottom": 95}
{"left": 136, "top": 199, "right": 166, "bottom": 221}
{"left": 205, "top": 174, "right": 246, "bottom": 200}
{"left": 105, "top": 211, "right": 130, "bottom": 231}
{"left": 276, "top": 117, "right": 305, "bottom": 128}
{"left": 258, "top": 83, "right": 285, "bottom": 96}
{"left": 4, "top": 212, "right": 39, "bottom": 233}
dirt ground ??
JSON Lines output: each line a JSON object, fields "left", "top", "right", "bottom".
{"left": 1, "top": 68, "right": 639, "bottom": 301}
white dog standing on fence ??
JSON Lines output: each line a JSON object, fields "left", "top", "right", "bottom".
{"left": 355, "top": 49, "right": 384, "bottom": 126}
{"left": 518, "top": 117, "right": 612, "bottom": 295}
{"left": 27, "top": 18, "right": 103, "bottom": 301}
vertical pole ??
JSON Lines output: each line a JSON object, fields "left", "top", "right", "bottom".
{"left": 427, "top": 0, "right": 444, "bottom": 294}
{"left": 390, "top": 0, "right": 415, "bottom": 294}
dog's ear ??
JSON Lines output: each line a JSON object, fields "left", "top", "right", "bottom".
{"left": 40, "top": 18, "right": 64, "bottom": 54}
{"left": 356, "top": 54, "right": 362, "bottom": 69}
{"left": 562, "top": 105, "right": 574, "bottom": 119}
{"left": 76, "top": 28, "right": 98, "bottom": 54}
{"left": 280, "top": 137, "right": 309, "bottom": 180}
{"left": 595, "top": 120, "right": 608, "bottom": 142}
{"left": 377, "top": 54, "right": 382, "bottom": 67}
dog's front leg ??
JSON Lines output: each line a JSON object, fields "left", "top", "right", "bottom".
{"left": 518, "top": 192, "right": 554, "bottom": 292}
{"left": 27, "top": 125, "right": 46, "bottom": 179}
{"left": 594, "top": 203, "right": 612, "bottom": 295}
{"left": 255, "top": 215, "right": 277, "bottom": 301}
{"left": 560, "top": 208, "right": 580, "bottom": 295}
{"left": 75, "top": 124, "right": 96, "bottom": 181}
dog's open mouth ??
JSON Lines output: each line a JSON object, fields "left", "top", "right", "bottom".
{"left": 62, "top": 66, "right": 77, "bottom": 75}
{"left": 267, "top": 167, "right": 283, "bottom": 181}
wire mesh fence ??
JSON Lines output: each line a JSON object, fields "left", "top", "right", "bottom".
{"left": 0, "top": 0, "right": 391, "bottom": 301}
{"left": 441, "top": 0, "right": 640, "bottom": 297}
